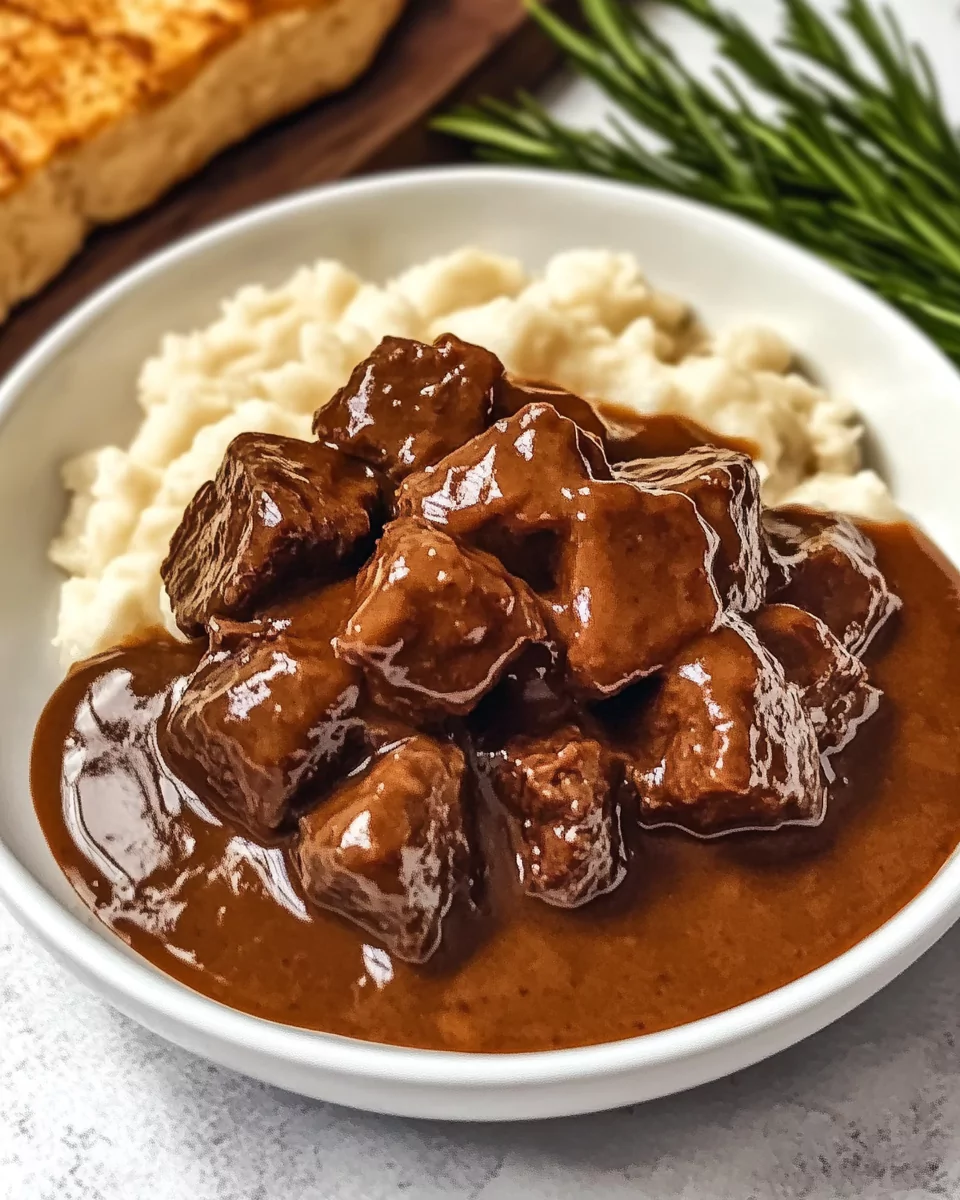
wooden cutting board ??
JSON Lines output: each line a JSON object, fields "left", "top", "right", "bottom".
{"left": 0, "top": 0, "right": 576, "bottom": 374}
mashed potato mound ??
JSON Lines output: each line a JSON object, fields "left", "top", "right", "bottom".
{"left": 50, "top": 247, "right": 898, "bottom": 664}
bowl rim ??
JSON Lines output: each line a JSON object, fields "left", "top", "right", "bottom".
{"left": 3, "top": 163, "right": 960, "bottom": 1090}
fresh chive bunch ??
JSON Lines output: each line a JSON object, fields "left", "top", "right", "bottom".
{"left": 435, "top": 0, "right": 960, "bottom": 364}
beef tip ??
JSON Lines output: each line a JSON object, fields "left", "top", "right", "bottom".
{"left": 312, "top": 334, "right": 502, "bottom": 482}
{"left": 764, "top": 506, "right": 901, "bottom": 655}
{"left": 400, "top": 403, "right": 723, "bottom": 697}
{"left": 397, "top": 401, "right": 612, "bottom": 539}
{"left": 617, "top": 447, "right": 767, "bottom": 612}
{"left": 335, "top": 517, "right": 546, "bottom": 720}
{"left": 399, "top": 401, "right": 611, "bottom": 592}
{"left": 553, "top": 479, "right": 723, "bottom": 697}
{"left": 495, "top": 726, "right": 627, "bottom": 908}
{"left": 295, "top": 735, "right": 470, "bottom": 963}
{"left": 160, "top": 582, "right": 383, "bottom": 836}
{"left": 162, "top": 433, "right": 381, "bottom": 637}
{"left": 753, "top": 603, "right": 880, "bottom": 754}
{"left": 630, "top": 614, "right": 826, "bottom": 836}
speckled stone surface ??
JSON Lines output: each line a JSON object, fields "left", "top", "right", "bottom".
{"left": 4, "top": 4, "right": 960, "bottom": 1197}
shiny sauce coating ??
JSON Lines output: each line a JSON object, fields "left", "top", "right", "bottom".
{"left": 32, "top": 522, "right": 960, "bottom": 1052}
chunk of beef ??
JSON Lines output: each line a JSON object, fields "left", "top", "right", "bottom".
{"left": 630, "top": 615, "right": 826, "bottom": 835}
{"left": 312, "top": 334, "right": 502, "bottom": 482}
{"left": 400, "top": 401, "right": 612, "bottom": 594}
{"left": 753, "top": 603, "right": 880, "bottom": 754}
{"left": 295, "top": 735, "right": 469, "bottom": 963}
{"left": 401, "top": 403, "right": 723, "bottom": 697}
{"left": 398, "top": 400, "right": 612, "bottom": 536}
{"left": 495, "top": 726, "right": 626, "bottom": 908}
{"left": 554, "top": 480, "right": 723, "bottom": 697}
{"left": 764, "top": 506, "right": 901, "bottom": 655}
{"left": 335, "top": 518, "right": 546, "bottom": 720}
{"left": 617, "top": 447, "right": 767, "bottom": 611}
{"left": 162, "top": 433, "right": 381, "bottom": 637}
{"left": 160, "top": 582, "right": 393, "bottom": 836}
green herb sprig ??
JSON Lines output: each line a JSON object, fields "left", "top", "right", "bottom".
{"left": 434, "top": 0, "right": 960, "bottom": 364}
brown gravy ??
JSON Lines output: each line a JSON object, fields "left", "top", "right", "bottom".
{"left": 31, "top": 521, "right": 960, "bottom": 1052}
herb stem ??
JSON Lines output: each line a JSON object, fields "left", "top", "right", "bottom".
{"left": 433, "top": 0, "right": 960, "bottom": 365}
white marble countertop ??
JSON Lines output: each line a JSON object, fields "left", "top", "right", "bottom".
{"left": 4, "top": 4, "right": 960, "bottom": 1197}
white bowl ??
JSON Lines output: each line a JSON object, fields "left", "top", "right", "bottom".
{"left": 3, "top": 167, "right": 960, "bottom": 1122}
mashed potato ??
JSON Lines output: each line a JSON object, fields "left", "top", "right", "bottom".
{"left": 49, "top": 247, "right": 898, "bottom": 664}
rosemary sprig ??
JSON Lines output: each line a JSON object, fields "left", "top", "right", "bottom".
{"left": 434, "top": 0, "right": 960, "bottom": 363}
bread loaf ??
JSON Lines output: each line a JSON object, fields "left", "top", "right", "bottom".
{"left": 0, "top": 0, "right": 406, "bottom": 320}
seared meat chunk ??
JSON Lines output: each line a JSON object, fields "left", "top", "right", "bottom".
{"left": 335, "top": 518, "right": 546, "bottom": 719}
{"left": 630, "top": 615, "right": 826, "bottom": 835}
{"left": 398, "top": 400, "right": 612, "bottom": 534}
{"left": 399, "top": 401, "right": 611, "bottom": 592}
{"left": 401, "top": 403, "right": 723, "bottom": 697}
{"left": 295, "top": 735, "right": 469, "bottom": 963}
{"left": 617, "top": 447, "right": 767, "bottom": 611}
{"left": 765, "top": 506, "right": 900, "bottom": 655}
{"left": 313, "top": 334, "right": 502, "bottom": 482}
{"left": 496, "top": 726, "right": 626, "bottom": 908}
{"left": 161, "top": 582, "right": 374, "bottom": 836}
{"left": 554, "top": 480, "right": 723, "bottom": 697}
{"left": 753, "top": 603, "right": 879, "bottom": 754}
{"left": 162, "top": 433, "right": 381, "bottom": 637}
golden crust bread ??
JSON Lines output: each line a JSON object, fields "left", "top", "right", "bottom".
{"left": 0, "top": 0, "right": 406, "bottom": 318}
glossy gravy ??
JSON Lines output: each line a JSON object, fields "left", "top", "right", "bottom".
{"left": 32, "top": 521, "right": 960, "bottom": 1052}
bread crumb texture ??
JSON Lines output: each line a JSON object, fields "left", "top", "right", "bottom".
{"left": 49, "top": 247, "right": 900, "bottom": 665}
{"left": 0, "top": 0, "right": 405, "bottom": 315}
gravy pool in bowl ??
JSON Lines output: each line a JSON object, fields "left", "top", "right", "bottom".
{"left": 30, "top": 314, "right": 960, "bottom": 1053}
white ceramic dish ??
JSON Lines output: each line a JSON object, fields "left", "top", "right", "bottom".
{"left": 2, "top": 167, "right": 960, "bottom": 1122}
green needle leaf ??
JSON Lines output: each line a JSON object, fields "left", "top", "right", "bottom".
{"left": 434, "top": 0, "right": 960, "bottom": 364}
